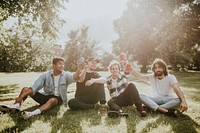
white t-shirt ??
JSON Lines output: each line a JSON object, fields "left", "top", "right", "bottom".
{"left": 148, "top": 74, "right": 178, "bottom": 98}
{"left": 54, "top": 75, "right": 60, "bottom": 96}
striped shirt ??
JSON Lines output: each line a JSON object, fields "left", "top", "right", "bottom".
{"left": 107, "top": 73, "right": 129, "bottom": 98}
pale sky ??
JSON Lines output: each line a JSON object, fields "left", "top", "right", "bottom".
{"left": 58, "top": 0, "right": 128, "bottom": 52}
{"left": 60, "top": 0, "right": 128, "bottom": 21}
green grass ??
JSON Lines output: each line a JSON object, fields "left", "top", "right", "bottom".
{"left": 0, "top": 72, "right": 200, "bottom": 133}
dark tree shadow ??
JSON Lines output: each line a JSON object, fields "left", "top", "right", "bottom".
{"left": 140, "top": 113, "right": 200, "bottom": 133}
{"left": 2, "top": 104, "right": 62, "bottom": 133}
{"left": 0, "top": 84, "right": 19, "bottom": 101}
{"left": 49, "top": 109, "right": 101, "bottom": 133}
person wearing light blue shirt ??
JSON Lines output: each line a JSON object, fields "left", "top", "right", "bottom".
{"left": 0, "top": 57, "right": 82, "bottom": 119}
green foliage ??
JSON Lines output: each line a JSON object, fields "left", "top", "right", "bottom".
{"left": 0, "top": 72, "right": 200, "bottom": 132}
{"left": 0, "top": 0, "right": 67, "bottom": 38}
{"left": 0, "top": 20, "right": 54, "bottom": 72}
{"left": 100, "top": 52, "right": 116, "bottom": 68}
{"left": 63, "top": 25, "right": 100, "bottom": 71}
{"left": 0, "top": 0, "right": 66, "bottom": 72}
{"left": 113, "top": 0, "right": 200, "bottom": 72}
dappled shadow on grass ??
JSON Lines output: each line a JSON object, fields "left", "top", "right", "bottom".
{"left": 2, "top": 104, "right": 62, "bottom": 133}
{"left": 0, "top": 84, "right": 18, "bottom": 94}
{"left": 50, "top": 109, "right": 101, "bottom": 133}
{"left": 0, "top": 84, "right": 19, "bottom": 101}
{"left": 139, "top": 113, "right": 200, "bottom": 133}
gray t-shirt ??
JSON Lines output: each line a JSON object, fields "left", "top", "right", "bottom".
{"left": 148, "top": 74, "right": 178, "bottom": 98}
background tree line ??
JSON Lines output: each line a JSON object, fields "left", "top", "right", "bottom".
{"left": 0, "top": 0, "right": 199, "bottom": 72}
{"left": 0, "top": 0, "right": 66, "bottom": 72}
{"left": 113, "top": 0, "right": 200, "bottom": 72}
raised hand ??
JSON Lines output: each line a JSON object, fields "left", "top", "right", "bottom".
{"left": 125, "top": 63, "right": 132, "bottom": 73}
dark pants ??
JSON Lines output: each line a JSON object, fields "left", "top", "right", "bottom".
{"left": 68, "top": 84, "right": 106, "bottom": 110}
{"left": 108, "top": 83, "right": 144, "bottom": 112}
{"left": 32, "top": 92, "right": 62, "bottom": 105}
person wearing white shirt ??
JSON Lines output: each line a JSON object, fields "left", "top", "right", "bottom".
{"left": 131, "top": 58, "right": 188, "bottom": 117}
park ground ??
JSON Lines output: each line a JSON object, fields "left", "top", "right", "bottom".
{"left": 0, "top": 71, "right": 200, "bottom": 133}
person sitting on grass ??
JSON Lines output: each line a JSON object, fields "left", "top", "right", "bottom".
{"left": 0, "top": 57, "right": 82, "bottom": 119}
{"left": 85, "top": 60, "right": 147, "bottom": 118}
{"left": 68, "top": 57, "right": 107, "bottom": 115}
{"left": 131, "top": 58, "right": 188, "bottom": 117}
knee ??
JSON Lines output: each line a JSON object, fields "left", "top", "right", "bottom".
{"left": 48, "top": 98, "right": 58, "bottom": 105}
{"left": 128, "top": 83, "right": 136, "bottom": 88}
{"left": 22, "top": 87, "right": 31, "bottom": 92}
{"left": 127, "top": 83, "right": 139, "bottom": 92}
{"left": 68, "top": 98, "right": 76, "bottom": 109}
{"left": 107, "top": 99, "right": 115, "bottom": 106}
{"left": 175, "top": 98, "right": 181, "bottom": 105}
{"left": 22, "top": 87, "right": 33, "bottom": 96}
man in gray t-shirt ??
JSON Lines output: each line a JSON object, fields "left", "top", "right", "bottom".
{"left": 131, "top": 58, "right": 188, "bottom": 117}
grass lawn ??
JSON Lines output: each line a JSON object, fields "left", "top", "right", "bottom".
{"left": 0, "top": 71, "right": 200, "bottom": 133}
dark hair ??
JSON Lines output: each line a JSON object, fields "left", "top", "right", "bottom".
{"left": 151, "top": 58, "right": 168, "bottom": 76}
{"left": 53, "top": 57, "right": 65, "bottom": 64}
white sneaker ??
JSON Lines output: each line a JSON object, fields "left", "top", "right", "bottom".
{"left": 21, "top": 111, "right": 32, "bottom": 120}
{"left": 0, "top": 104, "right": 20, "bottom": 113}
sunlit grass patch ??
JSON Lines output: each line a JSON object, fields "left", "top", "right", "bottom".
{"left": 0, "top": 72, "right": 200, "bottom": 133}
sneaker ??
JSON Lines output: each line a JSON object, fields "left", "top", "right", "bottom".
{"left": 107, "top": 110, "right": 129, "bottom": 118}
{"left": 165, "top": 109, "right": 180, "bottom": 118}
{"left": 21, "top": 111, "right": 32, "bottom": 120}
{"left": 0, "top": 104, "right": 20, "bottom": 113}
{"left": 139, "top": 110, "right": 147, "bottom": 117}
{"left": 98, "top": 104, "right": 108, "bottom": 116}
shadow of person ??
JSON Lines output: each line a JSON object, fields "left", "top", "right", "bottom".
{"left": 49, "top": 108, "right": 101, "bottom": 133}
{"left": 2, "top": 104, "right": 62, "bottom": 133}
{"left": 139, "top": 113, "right": 200, "bottom": 133}
{"left": 170, "top": 114, "right": 200, "bottom": 133}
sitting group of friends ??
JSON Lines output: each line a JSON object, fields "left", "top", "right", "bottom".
{"left": 0, "top": 55, "right": 188, "bottom": 119}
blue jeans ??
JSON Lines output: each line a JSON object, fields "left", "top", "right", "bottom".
{"left": 140, "top": 94, "right": 181, "bottom": 111}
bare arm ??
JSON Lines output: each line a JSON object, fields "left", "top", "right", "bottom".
{"left": 85, "top": 77, "right": 107, "bottom": 86}
{"left": 172, "top": 83, "right": 188, "bottom": 112}
{"left": 77, "top": 62, "right": 89, "bottom": 83}
{"left": 73, "top": 63, "right": 83, "bottom": 81}
{"left": 131, "top": 69, "right": 149, "bottom": 82}
{"left": 78, "top": 68, "right": 87, "bottom": 83}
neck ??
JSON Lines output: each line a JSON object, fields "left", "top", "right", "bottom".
{"left": 54, "top": 70, "right": 61, "bottom": 76}
{"left": 157, "top": 75, "right": 164, "bottom": 79}
{"left": 112, "top": 75, "right": 118, "bottom": 80}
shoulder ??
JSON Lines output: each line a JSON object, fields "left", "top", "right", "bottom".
{"left": 166, "top": 74, "right": 176, "bottom": 79}
{"left": 40, "top": 70, "right": 52, "bottom": 77}
{"left": 62, "top": 71, "right": 73, "bottom": 76}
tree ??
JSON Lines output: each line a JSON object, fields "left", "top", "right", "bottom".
{"left": 0, "top": 0, "right": 66, "bottom": 38}
{"left": 100, "top": 52, "right": 116, "bottom": 69}
{"left": 113, "top": 0, "right": 169, "bottom": 72}
{"left": 0, "top": 0, "right": 67, "bottom": 72}
{"left": 0, "top": 19, "right": 55, "bottom": 72}
{"left": 113, "top": 0, "right": 200, "bottom": 72}
{"left": 156, "top": 1, "right": 200, "bottom": 70}
{"left": 63, "top": 26, "right": 100, "bottom": 71}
